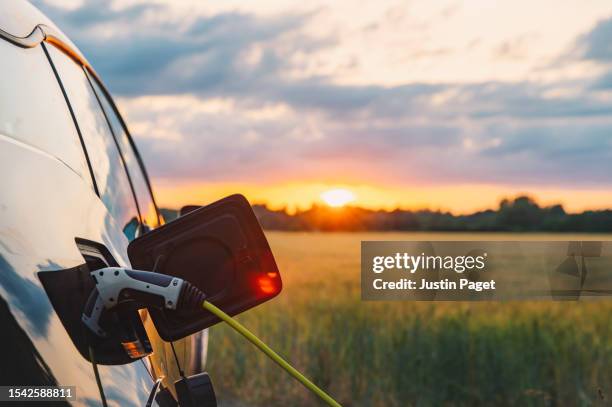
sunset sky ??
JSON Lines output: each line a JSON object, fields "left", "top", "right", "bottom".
{"left": 34, "top": 0, "right": 612, "bottom": 213}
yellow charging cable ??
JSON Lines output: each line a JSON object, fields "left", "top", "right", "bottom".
{"left": 202, "top": 301, "right": 342, "bottom": 407}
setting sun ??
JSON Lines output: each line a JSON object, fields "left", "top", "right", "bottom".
{"left": 320, "top": 188, "right": 355, "bottom": 207}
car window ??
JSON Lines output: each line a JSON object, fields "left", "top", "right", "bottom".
{"left": 46, "top": 45, "right": 141, "bottom": 240}
{"left": 88, "top": 78, "right": 160, "bottom": 229}
{"left": 0, "top": 40, "right": 91, "bottom": 184}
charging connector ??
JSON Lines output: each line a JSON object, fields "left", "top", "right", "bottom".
{"left": 81, "top": 267, "right": 341, "bottom": 407}
{"left": 82, "top": 267, "right": 205, "bottom": 338}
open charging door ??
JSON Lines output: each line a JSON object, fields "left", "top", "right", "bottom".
{"left": 127, "top": 194, "right": 282, "bottom": 342}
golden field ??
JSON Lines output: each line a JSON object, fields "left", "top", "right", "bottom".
{"left": 207, "top": 232, "right": 612, "bottom": 406}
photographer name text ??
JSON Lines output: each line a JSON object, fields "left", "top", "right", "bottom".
{"left": 373, "top": 278, "right": 496, "bottom": 291}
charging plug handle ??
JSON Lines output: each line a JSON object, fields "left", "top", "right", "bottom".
{"left": 82, "top": 267, "right": 207, "bottom": 337}
{"left": 93, "top": 267, "right": 183, "bottom": 309}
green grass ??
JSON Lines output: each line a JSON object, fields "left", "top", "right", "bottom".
{"left": 207, "top": 232, "right": 612, "bottom": 406}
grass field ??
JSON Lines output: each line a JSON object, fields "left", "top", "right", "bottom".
{"left": 207, "top": 232, "right": 612, "bottom": 406}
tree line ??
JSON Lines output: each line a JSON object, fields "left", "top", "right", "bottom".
{"left": 160, "top": 196, "right": 612, "bottom": 232}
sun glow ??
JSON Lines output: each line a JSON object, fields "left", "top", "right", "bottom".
{"left": 320, "top": 188, "right": 356, "bottom": 207}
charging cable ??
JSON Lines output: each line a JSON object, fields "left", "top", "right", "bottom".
{"left": 202, "top": 301, "right": 342, "bottom": 407}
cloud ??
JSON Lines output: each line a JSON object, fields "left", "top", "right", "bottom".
{"left": 592, "top": 72, "right": 612, "bottom": 89}
{"left": 32, "top": 0, "right": 333, "bottom": 96}
{"left": 570, "top": 17, "right": 612, "bottom": 91}
{"left": 576, "top": 16, "right": 612, "bottom": 63}
{"left": 119, "top": 90, "right": 612, "bottom": 188}
{"left": 31, "top": 0, "right": 612, "bottom": 193}
{"left": 33, "top": 1, "right": 612, "bottom": 115}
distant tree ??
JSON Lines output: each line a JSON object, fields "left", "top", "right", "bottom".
{"left": 496, "top": 195, "right": 542, "bottom": 231}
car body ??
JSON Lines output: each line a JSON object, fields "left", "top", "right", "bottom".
{"left": 0, "top": 1, "right": 207, "bottom": 405}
